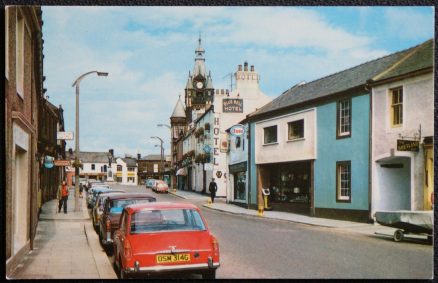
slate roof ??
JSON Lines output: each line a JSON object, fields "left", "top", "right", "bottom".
{"left": 122, "top": 157, "right": 137, "bottom": 167}
{"left": 171, "top": 97, "right": 186, "bottom": 118}
{"left": 67, "top": 151, "right": 109, "bottom": 163}
{"left": 140, "top": 154, "right": 171, "bottom": 161}
{"left": 248, "top": 40, "right": 430, "bottom": 120}
{"left": 370, "top": 39, "right": 433, "bottom": 82}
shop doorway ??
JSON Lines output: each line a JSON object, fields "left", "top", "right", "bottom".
{"left": 263, "top": 161, "right": 311, "bottom": 215}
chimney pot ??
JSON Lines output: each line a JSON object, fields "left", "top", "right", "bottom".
{"left": 244, "top": 62, "right": 248, "bottom": 71}
{"left": 250, "top": 65, "right": 254, "bottom": 72}
{"left": 238, "top": 64, "right": 242, "bottom": 71}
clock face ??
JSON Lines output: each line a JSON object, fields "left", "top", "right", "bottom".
{"left": 196, "top": 81, "right": 203, "bottom": 89}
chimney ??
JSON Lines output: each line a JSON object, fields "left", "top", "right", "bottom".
{"left": 244, "top": 62, "right": 248, "bottom": 71}
{"left": 137, "top": 153, "right": 141, "bottom": 160}
{"left": 250, "top": 65, "right": 254, "bottom": 72}
{"left": 238, "top": 64, "right": 242, "bottom": 71}
{"left": 109, "top": 149, "right": 114, "bottom": 157}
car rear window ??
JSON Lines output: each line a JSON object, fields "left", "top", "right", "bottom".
{"left": 130, "top": 209, "right": 206, "bottom": 233}
{"left": 109, "top": 198, "right": 154, "bottom": 213}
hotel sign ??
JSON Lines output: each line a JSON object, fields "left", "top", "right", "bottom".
{"left": 397, "top": 139, "right": 419, "bottom": 152}
{"left": 223, "top": 99, "right": 243, "bottom": 113}
{"left": 54, "top": 160, "right": 71, "bottom": 166}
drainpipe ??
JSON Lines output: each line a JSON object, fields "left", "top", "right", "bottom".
{"left": 366, "top": 81, "right": 373, "bottom": 223}
{"left": 247, "top": 122, "right": 251, "bottom": 209}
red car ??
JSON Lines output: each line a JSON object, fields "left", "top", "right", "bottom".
{"left": 113, "top": 202, "right": 220, "bottom": 279}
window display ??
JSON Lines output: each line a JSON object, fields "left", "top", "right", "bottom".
{"left": 269, "top": 162, "right": 310, "bottom": 204}
{"left": 233, "top": 171, "right": 246, "bottom": 201}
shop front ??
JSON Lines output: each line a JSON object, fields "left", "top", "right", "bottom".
{"left": 258, "top": 160, "right": 312, "bottom": 215}
{"left": 229, "top": 161, "right": 247, "bottom": 203}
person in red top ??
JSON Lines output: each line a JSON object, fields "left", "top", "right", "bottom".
{"left": 58, "top": 180, "right": 69, "bottom": 214}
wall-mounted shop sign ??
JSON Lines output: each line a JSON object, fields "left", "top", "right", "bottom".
{"left": 216, "top": 171, "right": 223, "bottom": 178}
{"left": 229, "top": 124, "right": 245, "bottom": 137}
{"left": 397, "top": 139, "right": 419, "bottom": 152}
{"left": 223, "top": 99, "right": 243, "bottom": 113}
{"left": 57, "top": 131, "right": 74, "bottom": 140}
{"left": 54, "top": 160, "right": 71, "bottom": 166}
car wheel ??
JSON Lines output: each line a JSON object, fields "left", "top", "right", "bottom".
{"left": 119, "top": 262, "right": 128, "bottom": 279}
{"left": 393, "top": 229, "right": 404, "bottom": 242}
{"left": 106, "top": 245, "right": 113, "bottom": 256}
{"left": 202, "top": 270, "right": 216, "bottom": 279}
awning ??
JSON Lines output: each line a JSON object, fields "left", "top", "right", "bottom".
{"left": 176, "top": 168, "right": 187, "bottom": 176}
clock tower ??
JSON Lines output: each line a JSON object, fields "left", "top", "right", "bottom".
{"left": 185, "top": 36, "right": 214, "bottom": 123}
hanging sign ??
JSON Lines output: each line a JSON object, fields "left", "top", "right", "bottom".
{"left": 397, "top": 140, "right": 419, "bottom": 152}
{"left": 44, "top": 156, "right": 54, "bottom": 169}
{"left": 229, "top": 124, "right": 245, "bottom": 137}
{"left": 57, "top": 131, "right": 74, "bottom": 140}
{"left": 54, "top": 160, "right": 71, "bottom": 166}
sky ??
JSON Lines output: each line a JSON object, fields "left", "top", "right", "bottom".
{"left": 42, "top": 6, "right": 434, "bottom": 158}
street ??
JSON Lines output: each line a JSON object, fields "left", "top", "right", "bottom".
{"left": 97, "top": 184, "right": 433, "bottom": 279}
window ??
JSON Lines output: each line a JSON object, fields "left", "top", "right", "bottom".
{"left": 235, "top": 136, "right": 241, "bottom": 148}
{"left": 390, "top": 87, "right": 403, "bottom": 126}
{"left": 103, "top": 165, "right": 107, "bottom": 172}
{"left": 117, "top": 165, "right": 122, "bottom": 171}
{"left": 128, "top": 167, "right": 135, "bottom": 172}
{"left": 16, "top": 12, "right": 24, "bottom": 98}
{"left": 263, "top": 125, "right": 277, "bottom": 144}
{"left": 91, "top": 164, "right": 95, "bottom": 170}
{"left": 127, "top": 177, "right": 135, "bottom": 183}
{"left": 336, "top": 161, "right": 351, "bottom": 202}
{"left": 288, "top": 119, "right": 304, "bottom": 140}
{"left": 337, "top": 99, "right": 351, "bottom": 138}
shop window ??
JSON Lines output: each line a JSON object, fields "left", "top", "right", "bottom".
{"left": 91, "top": 164, "right": 95, "bottom": 170}
{"left": 390, "top": 87, "right": 403, "bottom": 127}
{"left": 127, "top": 177, "right": 135, "bottom": 183}
{"left": 233, "top": 171, "right": 246, "bottom": 201}
{"left": 336, "top": 161, "right": 351, "bottom": 202}
{"left": 104, "top": 165, "right": 107, "bottom": 172}
{"left": 117, "top": 165, "right": 122, "bottom": 171}
{"left": 337, "top": 98, "right": 351, "bottom": 138}
{"left": 263, "top": 125, "right": 277, "bottom": 144}
{"left": 288, "top": 119, "right": 304, "bottom": 140}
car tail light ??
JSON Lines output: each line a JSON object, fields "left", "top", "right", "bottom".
{"left": 124, "top": 240, "right": 132, "bottom": 258}
{"left": 211, "top": 235, "right": 219, "bottom": 258}
{"left": 106, "top": 219, "right": 111, "bottom": 231}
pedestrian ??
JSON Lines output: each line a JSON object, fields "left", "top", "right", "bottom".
{"left": 79, "top": 183, "right": 84, "bottom": 198}
{"left": 208, "top": 178, "right": 217, "bottom": 203}
{"left": 58, "top": 180, "right": 69, "bottom": 214}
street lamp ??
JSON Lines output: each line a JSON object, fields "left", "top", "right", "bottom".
{"left": 72, "top": 70, "right": 108, "bottom": 212}
{"left": 151, "top": 136, "right": 164, "bottom": 180}
{"left": 157, "top": 123, "right": 173, "bottom": 190}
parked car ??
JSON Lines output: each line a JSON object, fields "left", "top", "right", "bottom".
{"left": 113, "top": 202, "right": 220, "bottom": 279}
{"left": 87, "top": 179, "right": 102, "bottom": 190}
{"left": 152, "top": 180, "right": 169, "bottom": 193}
{"left": 91, "top": 190, "right": 126, "bottom": 231}
{"left": 99, "top": 193, "right": 157, "bottom": 252}
{"left": 88, "top": 187, "right": 112, "bottom": 208}
{"left": 145, "top": 179, "right": 158, "bottom": 189}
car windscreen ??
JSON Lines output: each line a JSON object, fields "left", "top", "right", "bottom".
{"left": 130, "top": 209, "right": 206, "bottom": 234}
{"left": 109, "top": 198, "right": 154, "bottom": 214}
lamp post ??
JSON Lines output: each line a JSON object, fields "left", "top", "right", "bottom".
{"left": 157, "top": 123, "right": 173, "bottom": 190}
{"left": 151, "top": 136, "right": 164, "bottom": 180}
{"left": 72, "top": 71, "right": 108, "bottom": 212}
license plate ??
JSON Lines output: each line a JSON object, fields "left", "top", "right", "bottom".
{"left": 156, "top": 254, "right": 190, "bottom": 263}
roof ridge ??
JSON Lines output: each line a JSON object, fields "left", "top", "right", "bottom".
{"left": 295, "top": 41, "right": 423, "bottom": 88}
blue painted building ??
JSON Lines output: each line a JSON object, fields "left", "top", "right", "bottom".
{"left": 246, "top": 45, "right": 417, "bottom": 222}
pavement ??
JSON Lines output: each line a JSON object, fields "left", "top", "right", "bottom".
{"left": 169, "top": 189, "right": 411, "bottom": 238}
{"left": 9, "top": 187, "right": 117, "bottom": 279}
